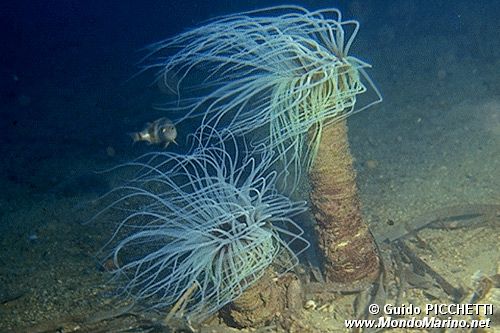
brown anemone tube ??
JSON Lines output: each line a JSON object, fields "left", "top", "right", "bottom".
{"left": 221, "top": 270, "right": 303, "bottom": 328}
{"left": 309, "top": 119, "right": 380, "bottom": 285}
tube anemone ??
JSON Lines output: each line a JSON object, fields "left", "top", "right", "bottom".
{"left": 94, "top": 129, "right": 309, "bottom": 323}
{"left": 142, "top": 5, "right": 381, "bottom": 189}
{"left": 143, "top": 6, "right": 382, "bottom": 285}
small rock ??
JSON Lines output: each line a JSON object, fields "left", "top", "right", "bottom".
{"left": 365, "top": 159, "right": 378, "bottom": 170}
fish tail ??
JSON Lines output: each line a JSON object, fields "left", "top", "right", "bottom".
{"left": 128, "top": 132, "right": 141, "bottom": 143}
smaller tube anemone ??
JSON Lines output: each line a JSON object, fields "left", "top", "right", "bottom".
{"left": 93, "top": 128, "right": 309, "bottom": 322}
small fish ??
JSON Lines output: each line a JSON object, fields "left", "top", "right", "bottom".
{"left": 130, "top": 117, "right": 178, "bottom": 148}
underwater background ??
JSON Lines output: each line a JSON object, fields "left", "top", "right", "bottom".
{"left": 1, "top": 0, "right": 499, "bottom": 332}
